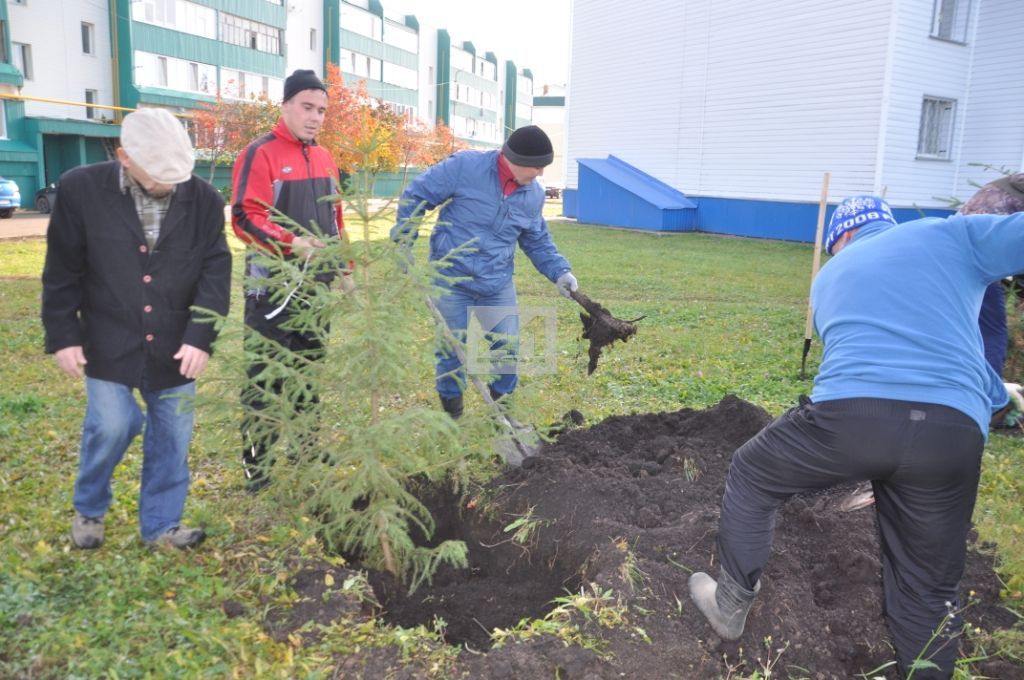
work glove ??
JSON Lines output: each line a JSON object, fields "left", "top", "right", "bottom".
{"left": 556, "top": 271, "right": 578, "bottom": 299}
{"left": 1004, "top": 382, "right": 1024, "bottom": 412}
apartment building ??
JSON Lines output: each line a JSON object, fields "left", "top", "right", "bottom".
{"left": 0, "top": 0, "right": 539, "bottom": 201}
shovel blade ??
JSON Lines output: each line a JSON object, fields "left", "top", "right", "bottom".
{"left": 492, "top": 415, "right": 539, "bottom": 467}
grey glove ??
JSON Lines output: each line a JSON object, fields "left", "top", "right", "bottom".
{"left": 556, "top": 271, "right": 578, "bottom": 299}
{"left": 1004, "top": 382, "right": 1024, "bottom": 412}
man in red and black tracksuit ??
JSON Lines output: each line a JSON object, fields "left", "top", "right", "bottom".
{"left": 231, "top": 69, "right": 346, "bottom": 492}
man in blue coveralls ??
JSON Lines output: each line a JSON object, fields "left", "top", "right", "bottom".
{"left": 391, "top": 125, "right": 578, "bottom": 418}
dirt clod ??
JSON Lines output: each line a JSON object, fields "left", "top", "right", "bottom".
{"left": 571, "top": 289, "right": 641, "bottom": 374}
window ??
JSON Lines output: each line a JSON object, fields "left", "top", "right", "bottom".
{"left": 340, "top": 3, "right": 381, "bottom": 40}
{"left": 451, "top": 48, "right": 473, "bottom": 73}
{"left": 157, "top": 56, "right": 168, "bottom": 86}
{"left": 310, "top": 28, "right": 317, "bottom": 51}
{"left": 0, "top": 22, "right": 7, "bottom": 62}
{"left": 135, "top": 50, "right": 216, "bottom": 94}
{"left": 931, "top": 0, "right": 971, "bottom": 43}
{"left": 383, "top": 20, "right": 417, "bottom": 52}
{"left": 85, "top": 89, "right": 97, "bottom": 119}
{"left": 382, "top": 62, "right": 417, "bottom": 90}
{"left": 218, "top": 67, "right": 282, "bottom": 101}
{"left": 12, "top": 43, "right": 32, "bottom": 80}
{"left": 81, "top": 22, "right": 95, "bottom": 55}
{"left": 131, "top": 0, "right": 216, "bottom": 39}
{"left": 917, "top": 96, "right": 956, "bottom": 159}
{"left": 11, "top": 0, "right": 25, "bottom": 5}
{"left": 340, "top": 49, "right": 380, "bottom": 79}
{"left": 219, "top": 13, "right": 281, "bottom": 55}
{"left": 0, "top": 101, "right": 7, "bottom": 139}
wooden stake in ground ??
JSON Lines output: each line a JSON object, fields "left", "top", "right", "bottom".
{"left": 800, "top": 172, "right": 830, "bottom": 379}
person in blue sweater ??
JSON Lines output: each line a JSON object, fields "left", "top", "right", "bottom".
{"left": 391, "top": 125, "right": 578, "bottom": 418}
{"left": 688, "top": 195, "right": 1024, "bottom": 679}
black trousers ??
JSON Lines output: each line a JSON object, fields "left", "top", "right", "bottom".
{"left": 241, "top": 295, "right": 325, "bottom": 479}
{"left": 718, "top": 397, "right": 983, "bottom": 679}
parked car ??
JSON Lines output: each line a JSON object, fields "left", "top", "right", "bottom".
{"left": 0, "top": 176, "right": 21, "bottom": 218}
{"left": 35, "top": 183, "right": 58, "bottom": 214}
{"left": 544, "top": 186, "right": 561, "bottom": 199}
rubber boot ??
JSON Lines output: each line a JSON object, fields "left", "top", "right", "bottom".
{"left": 440, "top": 394, "right": 464, "bottom": 420}
{"left": 688, "top": 569, "right": 760, "bottom": 640}
{"left": 489, "top": 386, "right": 505, "bottom": 403}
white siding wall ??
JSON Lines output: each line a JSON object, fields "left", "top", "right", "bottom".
{"left": 880, "top": 0, "right": 976, "bottom": 207}
{"left": 568, "top": 0, "right": 894, "bottom": 201}
{"left": 285, "top": 0, "right": 324, "bottom": 77}
{"left": 955, "top": 0, "right": 1024, "bottom": 201}
{"left": 533, "top": 102, "right": 566, "bottom": 188}
{"left": 9, "top": 0, "right": 112, "bottom": 120}
{"left": 416, "top": 26, "right": 438, "bottom": 125}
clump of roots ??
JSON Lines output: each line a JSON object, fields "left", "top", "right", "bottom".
{"left": 570, "top": 290, "right": 643, "bottom": 374}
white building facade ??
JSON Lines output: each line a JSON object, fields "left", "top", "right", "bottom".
{"left": 564, "top": 0, "right": 1024, "bottom": 239}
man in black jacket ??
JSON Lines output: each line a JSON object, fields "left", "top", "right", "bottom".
{"left": 42, "top": 108, "right": 231, "bottom": 550}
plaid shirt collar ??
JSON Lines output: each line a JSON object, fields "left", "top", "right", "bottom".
{"left": 119, "top": 163, "right": 177, "bottom": 199}
{"left": 119, "top": 163, "right": 176, "bottom": 248}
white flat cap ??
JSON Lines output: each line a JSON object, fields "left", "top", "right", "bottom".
{"left": 120, "top": 108, "right": 195, "bottom": 184}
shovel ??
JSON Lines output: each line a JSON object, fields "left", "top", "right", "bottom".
{"left": 569, "top": 289, "right": 644, "bottom": 374}
{"left": 424, "top": 296, "right": 538, "bottom": 466}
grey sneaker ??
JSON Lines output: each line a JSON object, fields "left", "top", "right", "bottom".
{"left": 145, "top": 525, "right": 206, "bottom": 550}
{"left": 71, "top": 512, "right": 105, "bottom": 549}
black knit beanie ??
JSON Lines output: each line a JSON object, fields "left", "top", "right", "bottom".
{"left": 502, "top": 125, "right": 553, "bottom": 167}
{"left": 283, "top": 69, "right": 326, "bottom": 102}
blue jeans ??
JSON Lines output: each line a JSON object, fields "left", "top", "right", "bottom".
{"left": 433, "top": 283, "right": 519, "bottom": 399}
{"left": 74, "top": 377, "right": 195, "bottom": 541}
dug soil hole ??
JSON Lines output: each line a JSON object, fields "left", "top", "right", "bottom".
{"left": 295, "top": 396, "right": 1023, "bottom": 679}
{"left": 364, "top": 483, "right": 588, "bottom": 651}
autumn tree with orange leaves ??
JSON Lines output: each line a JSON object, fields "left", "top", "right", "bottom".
{"left": 405, "top": 118, "right": 467, "bottom": 167}
{"left": 192, "top": 63, "right": 470, "bottom": 195}
{"left": 192, "top": 93, "right": 279, "bottom": 182}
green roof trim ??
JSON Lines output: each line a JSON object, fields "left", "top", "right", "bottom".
{"left": 27, "top": 117, "right": 122, "bottom": 137}
{"left": 0, "top": 63, "right": 23, "bottom": 87}
{"left": 196, "top": 0, "right": 285, "bottom": 26}
{"left": 533, "top": 96, "right": 564, "bottom": 107}
{"left": 136, "top": 87, "right": 216, "bottom": 109}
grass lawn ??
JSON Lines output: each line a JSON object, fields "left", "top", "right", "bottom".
{"left": 2, "top": 208, "right": 1023, "bottom": 677}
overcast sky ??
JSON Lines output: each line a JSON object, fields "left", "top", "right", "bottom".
{"left": 384, "top": 0, "right": 572, "bottom": 86}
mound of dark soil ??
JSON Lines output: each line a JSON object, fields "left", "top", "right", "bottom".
{"left": 274, "top": 396, "right": 1023, "bottom": 678}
